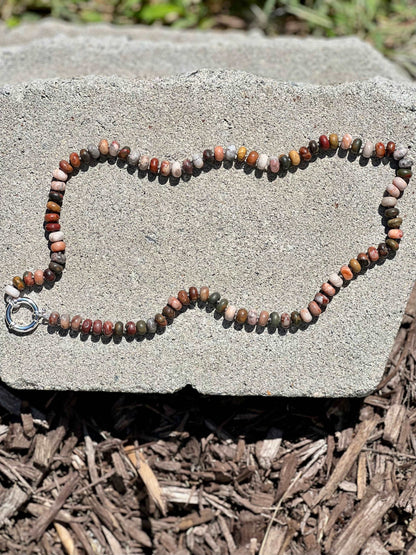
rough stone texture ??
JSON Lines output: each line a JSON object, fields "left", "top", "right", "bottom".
{"left": 1, "top": 71, "right": 416, "bottom": 396}
{"left": 0, "top": 30, "right": 409, "bottom": 86}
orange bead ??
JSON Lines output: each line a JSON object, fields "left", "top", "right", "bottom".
{"left": 214, "top": 146, "right": 224, "bottom": 162}
{"left": 246, "top": 151, "right": 259, "bottom": 166}
{"left": 237, "top": 146, "right": 247, "bottom": 162}
{"left": 51, "top": 241, "right": 66, "bottom": 252}
{"left": 340, "top": 265, "right": 353, "bottom": 280}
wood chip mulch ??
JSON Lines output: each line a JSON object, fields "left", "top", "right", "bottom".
{"left": 0, "top": 284, "right": 415, "bottom": 555}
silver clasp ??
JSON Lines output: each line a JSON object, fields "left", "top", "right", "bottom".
{"left": 5, "top": 297, "right": 45, "bottom": 333}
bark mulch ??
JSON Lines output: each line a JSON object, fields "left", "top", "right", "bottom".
{"left": 0, "top": 284, "right": 415, "bottom": 555}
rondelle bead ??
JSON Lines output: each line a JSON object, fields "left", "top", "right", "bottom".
{"left": 378, "top": 243, "right": 389, "bottom": 258}
{"left": 351, "top": 138, "right": 362, "bottom": 154}
{"left": 387, "top": 217, "right": 402, "bottom": 229}
{"left": 51, "top": 241, "right": 66, "bottom": 252}
{"left": 321, "top": 282, "right": 336, "bottom": 296}
{"left": 99, "top": 139, "right": 109, "bottom": 155}
{"left": 43, "top": 269, "right": 56, "bottom": 282}
{"left": 214, "top": 146, "right": 224, "bottom": 162}
{"left": 308, "top": 301, "right": 321, "bottom": 317}
{"left": 51, "top": 252, "right": 66, "bottom": 264}
{"left": 50, "top": 181, "right": 66, "bottom": 192}
{"left": 319, "top": 135, "right": 330, "bottom": 151}
{"left": 393, "top": 145, "right": 408, "bottom": 160}
{"left": 386, "top": 141, "right": 395, "bottom": 157}
{"left": 114, "top": 321, "right": 124, "bottom": 336}
{"left": 125, "top": 321, "right": 136, "bottom": 336}
{"left": 256, "top": 153, "right": 268, "bottom": 171}
{"left": 308, "top": 140, "right": 319, "bottom": 155}
{"left": 236, "top": 308, "right": 248, "bottom": 324}
{"left": 49, "top": 191, "right": 63, "bottom": 204}
{"left": 246, "top": 151, "right": 259, "bottom": 166}
{"left": 48, "top": 231, "right": 64, "bottom": 242}
{"left": 291, "top": 311, "right": 302, "bottom": 326}
{"left": 397, "top": 168, "right": 412, "bottom": 179}
{"left": 367, "top": 246, "right": 379, "bottom": 262}
{"left": 258, "top": 310, "right": 270, "bottom": 327}
{"left": 189, "top": 287, "right": 199, "bottom": 302}
{"left": 45, "top": 213, "right": 60, "bottom": 222}
{"left": 59, "top": 160, "right": 73, "bottom": 174}
{"left": 45, "top": 222, "right": 61, "bottom": 232}
{"left": 53, "top": 168, "right": 68, "bottom": 182}
{"left": 192, "top": 154, "right": 204, "bottom": 169}
{"left": 299, "top": 147, "right": 312, "bottom": 161}
{"left": 139, "top": 155, "right": 150, "bottom": 171}
{"left": 247, "top": 310, "right": 258, "bottom": 326}
{"left": 269, "top": 157, "right": 280, "bottom": 173}
{"left": 136, "top": 320, "right": 147, "bottom": 336}
{"left": 224, "top": 305, "right": 237, "bottom": 322}
{"left": 46, "top": 201, "right": 61, "bottom": 213}
{"left": 160, "top": 161, "right": 171, "bottom": 176}
{"left": 269, "top": 312, "right": 280, "bottom": 328}
{"left": 207, "top": 292, "right": 220, "bottom": 305}
{"left": 88, "top": 144, "right": 100, "bottom": 160}
{"left": 154, "top": 314, "right": 167, "bottom": 328}
{"left": 216, "top": 299, "right": 228, "bottom": 313}
{"left": 381, "top": 196, "right": 397, "bottom": 207}
{"left": 178, "top": 290, "right": 190, "bottom": 306}
{"left": 237, "top": 146, "right": 247, "bottom": 162}
{"left": 182, "top": 159, "right": 193, "bottom": 175}
{"left": 199, "top": 286, "right": 209, "bottom": 302}
{"left": 69, "top": 152, "right": 81, "bottom": 168}
{"left": 386, "top": 239, "right": 399, "bottom": 251}
{"left": 340, "top": 265, "right": 353, "bottom": 280}
{"left": 163, "top": 305, "right": 176, "bottom": 319}
{"left": 118, "top": 147, "right": 131, "bottom": 160}
{"left": 127, "top": 150, "right": 140, "bottom": 166}
{"left": 357, "top": 253, "right": 370, "bottom": 268}
{"left": 109, "top": 141, "right": 120, "bottom": 157}
{"left": 288, "top": 150, "right": 301, "bottom": 166}
{"left": 388, "top": 229, "right": 403, "bottom": 240}
{"left": 279, "top": 154, "right": 291, "bottom": 171}
{"left": 225, "top": 145, "right": 237, "bottom": 161}
{"left": 79, "top": 149, "right": 91, "bottom": 164}
{"left": 5, "top": 284, "right": 20, "bottom": 298}
{"left": 203, "top": 149, "right": 215, "bottom": 164}
{"left": 71, "top": 315, "right": 82, "bottom": 332}
{"left": 81, "top": 319, "right": 93, "bottom": 334}
{"left": 329, "top": 133, "right": 339, "bottom": 149}
{"left": 349, "top": 259, "right": 361, "bottom": 274}
{"left": 92, "top": 320, "right": 103, "bottom": 335}
{"left": 399, "top": 157, "right": 413, "bottom": 168}
{"left": 384, "top": 207, "right": 399, "bottom": 219}
{"left": 300, "top": 308, "right": 313, "bottom": 323}
{"left": 49, "top": 261, "right": 63, "bottom": 274}
{"left": 386, "top": 183, "right": 401, "bottom": 198}
{"left": 171, "top": 161, "right": 182, "bottom": 178}
{"left": 149, "top": 158, "right": 159, "bottom": 174}
{"left": 362, "top": 141, "right": 374, "bottom": 158}
{"left": 340, "top": 134, "right": 352, "bottom": 150}
{"left": 23, "top": 271, "right": 35, "bottom": 286}
{"left": 59, "top": 314, "right": 70, "bottom": 330}
{"left": 328, "top": 272, "right": 343, "bottom": 288}
{"left": 168, "top": 296, "right": 182, "bottom": 311}
{"left": 146, "top": 318, "right": 157, "bottom": 334}
{"left": 49, "top": 312, "right": 59, "bottom": 326}
{"left": 314, "top": 293, "right": 329, "bottom": 306}
{"left": 12, "top": 276, "right": 25, "bottom": 291}
{"left": 375, "top": 142, "right": 385, "bottom": 158}
{"left": 393, "top": 177, "right": 408, "bottom": 191}
{"left": 280, "top": 313, "right": 291, "bottom": 329}
{"left": 34, "top": 269, "right": 44, "bottom": 285}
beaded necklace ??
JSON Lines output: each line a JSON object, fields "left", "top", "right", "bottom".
{"left": 4, "top": 134, "right": 412, "bottom": 337}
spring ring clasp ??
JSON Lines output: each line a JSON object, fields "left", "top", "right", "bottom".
{"left": 5, "top": 297, "right": 44, "bottom": 333}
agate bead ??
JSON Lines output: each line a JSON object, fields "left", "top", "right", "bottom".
{"left": 319, "top": 135, "right": 330, "bottom": 150}
{"left": 291, "top": 311, "right": 301, "bottom": 326}
{"left": 50, "top": 181, "right": 66, "bottom": 192}
{"left": 127, "top": 150, "right": 140, "bottom": 166}
{"left": 88, "top": 144, "right": 100, "bottom": 160}
{"left": 393, "top": 145, "right": 408, "bottom": 160}
{"left": 329, "top": 134, "right": 339, "bottom": 149}
{"left": 384, "top": 207, "right": 399, "bottom": 218}
{"left": 314, "top": 293, "right": 329, "bottom": 306}
{"left": 357, "top": 253, "right": 370, "bottom": 268}
{"left": 375, "top": 142, "right": 385, "bottom": 158}
{"left": 279, "top": 154, "right": 291, "bottom": 171}
{"left": 237, "top": 147, "right": 247, "bottom": 162}
{"left": 49, "top": 262, "right": 63, "bottom": 274}
{"left": 225, "top": 145, "right": 237, "bottom": 161}
{"left": 386, "top": 141, "right": 395, "bottom": 157}
{"left": 208, "top": 292, "right": 220, "bottom": 305}
{"left": 189, "top": 287, "right": 199, "bottom": 302}
{"left": 125, "top": 321, "right": 136, "bottom": 336}
{"left": 256, "top": 153, "right": 268, "bottom": 171}
{"left": 299, "top": 147, "right": 312, "bottom": 161}
{"left": 308, "top": 301, "right": 321, "bottom": 317}
{"left": 136, "top": 321, "right": 147, "bottom": 336}
{"left": 81, "top": 319, "right": 93, "bottom": 334}
{"left": 397, "top": 168, "right": 412, "bottom": 179}
{"left": 47, "top": 201, "right": 61, "bottom": 213}
{"left": 171, "top": 161, "right": 182, "bottom": 178}
{"left": 23, "top": 271, "right": 35, "bottom": 287}
{"left": 178, "top": 290, "right": 190, "bottom": 306}
{"left": 149, "top": 158, "right": 159, "bottom": 173}
{"left": 155, "top": 314, "right": 167, "bottom": 328}
{"left": 367, "top": 246, "right": 379, "bottom": 262}
{"left": 182, "top": 159, "right": 193, "bottom": 175}
{"left": 45, "top": 223, "right": 61, "bottom": 232}
{"left": 168, "top": 296, "right": 182, "bottom": 311}
{"left": 388, "top": 229, "right": 403, "bottom": 240}
{"left": 71, "top": 315, "right": 82, "bottom": 332}
{"left": 300, "top": 308, "right": 312, "bottom": 323}
{"left": 386, "top": 239, "right": 399, "bottom": 251}
{"left": 328, "top": 272, "right": 343, "bottom": 288}
{"left": 321, "top": 283, "right": 336, "bottom": 297}
{"left": 387, "top": 217, "right": 402, "bottom": 228}
{"left": 308, "top": 140, "right": 319, "bottom": 155}
{"left": 224, "top": 305, "right": 236, "bottom": 321}
{"left": 393, "top": 177, "right": 408, "bottom": 191}
{"left": 236, "top": 308, "right": 248, "bottom": 324}
{"left": 12, "top": 276, "right": 25, "bottom": 291}
{"left": 163, "top": 305, "right": 175, "bottom": 319}
{"left": 34, "top": 269, "right": 45, "bottom": 285}
{"left": 109, "top": 141, "right": 120, "bottom": 157}
{"left": 160, "top": 161, "right": 171, "bottom": 176}
{"left": 51, "top": 241, "right": 66, "bottom": 252}
{"left": 378, "top": 243, "right": 389, "bottom": 258}
{"left": 269, "top": 157, "right": 280, "bottom": 172}
{"left": 216, "top": 299, "right": 228, "bottom": 313}
{"left": 60, "top": 314, "right": 70, "bottom": 330}
{"left": 99, "top": 139, "right": 109, "bottom": 155}
{"left": 79, "top": 149, "right": 91, "bottom": 164}
{"left": 43, "top": 269, "right": 56, "bottom": 282}
{"left": 214, "top": 146, "right": 224, "bottom": 162}
{"left": 45, "top": 213, "right": 60, "bottom": 222}
{"left": 5, "top": 285, "right": 19, "bottom": 298}
{"left": 114, "top": 321, "right": 124, "bottom": 336}
{"left": 139, "top": 155, "right": 150, "bottom": 171}
{"left": 49, "top": 312, "right": 59, "bottom": 326}
{"left": 351, "top": 138, "right": 362, "bottom": 154}
{"left": 49, "top": 231, "right": 64, "bottom": 242}
{"left": 118, "top": 147, "right": 131, "bottom": 160}
{"left": 288, "top": 150, "right": 301, "bottom": 166}
{"left": 269, "top": 312, "right": 280, "bottom": 328}
{"left": 362, "top": 141, "right": 373, "bottom": 158}
{"left": 199, "top": 287, "right": 209, "bottom": 302}
{"left": 203, "top": 149, "right": 215, "bottom": 164}
{"left": 146, "top": 319, "right": 157, "bottom": 334}
{"left": 258, "top": 310, "right": 270, "bottom": 327}
{"left": 381, "top": 197, "right": 397, "bottom": 207}
{"left": 247, "top": 310, "right": 258, "bottom": 326}
{"left": 69, "top": 152, "right": 81, "bottom": 168}
{"left": 92, "top": 320, "right": 103, "bottom": 335}
{"left": 386, "top": 183, "right": 400, "bottom": 198}
{"left": 246, "top": 151, "right": 259, "bottom": 166}
{"left": 59, "top": 160, "right": 73, "bottom": 173}
{"left": 280, "top": 313, "right": 291, "bottom": 329}
{"left": 53, "top": 169, "right": 68, "bottom": 182}
{"left": 340, "top": 265, "right": 353, "bottom": 280}
{"left": 349, "top": 259, "right": 361, "bottom": 274}
{"left": 340, "top": 134, "right": 352, "bottom": 150}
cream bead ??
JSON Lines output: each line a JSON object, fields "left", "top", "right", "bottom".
{"left": 171, "top": 161, "right": 182, "bottom": 178}
{"left": 256, "top": 153, "right": 268, "bottom": 171}
{"left": 5, "top": 284, "right": 20, "bottom": 298}
{"left": 381, "top": 196, "right": 397, "bottom": 207}
{"left": 386, "top": 183, "right": 400, "bottom": 198}
{"left": 48, "top": 231, "right": 64, "bottom": 242}
{"left": 50, "top": 181, "right": 66, "bottom": 192}
{"left": 362, "top": 141, "right": 374, "bottom": 158}
{"left": 393, "top": 177, "right": 408, "bottom": 191}
{"left": 300, "top": 308, "right": 312, "bottom": 323}
{"left": 53, "top": 169, "right": 68, "bottom": 181}
{"left": 328, "top": 272, "right": 343, "bottom": 288}
{"left": 224, "top": 305, "right": 236, "bottom": 322}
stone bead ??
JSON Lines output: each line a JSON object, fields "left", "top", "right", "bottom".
{"left": 124, "top": 321, "right": 136, "bottom": 336}
{"left": 192, "top": 154, "right": 204, "bottom": 169}
{"left": 207, "top": 292, "right": 220, "bottom": 305}
{"left": 49, "top": 262, "right": 63, "bottom": 274}
{"left": 53, "top": 168, "right": 68, "bottom": 182}
{"left": 269, "top": 312, "right": 280, "bottom": 328}
{"left": 46, "top": 201, "right": 61, "bottom": 213}
{"left": 291, "top": 311, "right": 302, "bottom": 326}
{"left": 178, "top": 290, "right": 190, "bottom": 306}
{"left": 308, "top": 301, "right": 321, "bottom": 317}
{"left": 393, "top": 177, "right": 408, "bottom": 191}
{"left": 23, "top": 271, "right": 35, "bottom": 286}
{"left": 127, "top": 150, "right": 140, "bottom": 166}
{"left": 246, "top": 151, "right": 259, "bottom": 166}
{"left": 328, "top": 272, "right": 343, "bottom": 288}
{"left": 118, "top": 147, "right": 131, "bottom": 160}
{"left": 397, "top": 168, "right": 412, "bottom": 179}
{"left": 308, "top": 140, "right": 319, "bottom": 155}
{"left": 69, "top": 152, "right": 81, "bottom": 168}
{"left": 45, "top": 213, "right": 60, "bottom": 222}
{"left": 381, "top": 196, "right": 397, "bottom": 207}
{"left": 171, "top": 161, "right": 182, "bottom": 178}
{"left": 149, "top": 158, "right": 159, "bottom": 173}
{"left": 357, "top": 253, "right": 370, "bottom": 268}
{"left": 34, "top": 269, "right": 44, "bottom": 285}
{"left": 340, "top": 134, "right": 352, "bottom": 150}
{"left": 340, "top": 265, "right": 353, "bottom": 280}
{"left": 200, "top": 286, "right": 209, "bottom": 302}
{"left": 236, "top": 308, "right": 248, "bottom": 324}
{"left": 399, "top": 157, "right": 413, "bottom": 168}
{"left": 237, "top": 147, "right": 247, "bottom": 162}
{"left": 386, "top": 239, "right": 399, "bottom": 251}
{"left": 258, "top": 310, "right": 269, "bottom": 327}
{"left": 114, "top": 321, "right": 124, "bottom": 336}
{"left": 388, "top": 229, "right": 403, "bottom": 239}
{"left": 43, "top": 269, "right": 56, "bottom": 282}
{"left": 88, "top": 144, "right": 100, "bottom": 159}
{"left": 51, "top": 252, "right": 66, "bottom": 264}
{"left": 256, "top": 153, "right": 268, "bottom": 171}
{"left": 163, "top": 305, "right": 175, "bottom": 319}
{"left": 60, "top": 314, "right": 71, "bottom": 330}
{"left": 139, "top": 155, "right": 150, "bottom": 171}
{"left": 362, "top": 141, "right": 373, "bottom": 158}
{"left": 109, "top": 141, "right": 120, "bottom": 157}
{"left": 189, "top": 287, "right": 199, "bottom": 302}
{"left": 146, "top": 318, "right": 157, "bottom": 334}
{"left": 49, "top": 312, "right": 59, "bottom": 326}
{"left": 99, "top": 139, "right": 109, "bottom": 155}
{"left": 367, "top": 246, "right": 379, "bottom": 262}
{"left": 216, "top": 299, "right": 228, "bottom": 313}
{"left": 81, "top": 319, "right": 93, "bottom": 334}
{"left": 351, "top": 138, "right": 362, "bottom": 154}
{"left": 279, "top": 154, "right": 291, "bottom": 171}
{"left": 203, "top": 149, "right": 215, "bottom": 164}
{"left": 45, "top": 223, "right": 61, "bottom": 232}
{"left": 329, "top": 133, "right": 339, "bottom": 149}
{"left": 12, "top": 276, "right": 25, "bottom": 291}
{"left": 159, "top": 161, "right": 170, "bottom": 177}
{"left": 48, "top": 231, "right": 64, "bottom": 242}
{"left": 224, "top": 305, "right": 236, "bottom": 322}
{"left": 288, "top": 150, "right": 301, "bottom": 166}
{"left": 214, "top": 146, "right": 224, "bottom": 162}
{"left": 50, "top": 181, "right": 66, "bottom": 192}
{"left": 321, "top": 282, "right": 336, "bottom": 297}
{"left": 80, "top": 149, "right": 91, "bottom": 164}
{"left": 387, "top": 217, "right": 402, "bottom": 229}
{"left": 280, "top": 313, "right": 291, "bottom": 329}
{"left": 393, "top": 145, "right": 408, "bottom": 160}
{"left": 155, "top": 314, "right": 167, "bottom": 328}
{"left": 5, "top": 284, "right": 20, "bottom": 298}
{"left": 51, "top": 241, "right": 66, "bottom": 252}
{"left": 378, "top": 243, "right": 389, "bottom": 258}
{"left": 386, "top": 183, "right": 401, "bottom": 198}
{"left": 269, "top": 157, "right": 280, "bottom": 173}
{"left": 71, "top": 315, "right": 82, "bottom": 331}
{"left": 247, "top": 310, "right": 258, "bottom": 326}
{"left": 225, "top": 145, "right": 237, "bottom": 161}
{"left": 300, "top": 308, "right": 312, "bottom": 323}
{"left": 299, "top": 147, "right": 312, "bottom": 161}
{"left": 384, "top": 207, "right": 399, "bottom": 219}
{"left": 319, "top": 135, "right": 330, "bottom": 150}
{"left": 349, "top": 259, "right": 361, "bottom": 274}
{"left": 182, "top": 159, "right": 193, "bottom": 175}
{"left": 375, "top": 142, "right": 385, "bottom": 158}
{"left": 168, "top": 296, "right": 182, "bottom": 311}
{"left": 136, "top": 320, "right": 147, "bottom": 336}
{"left": 48, "top": 191, "right": 63, "bottom": 204}
{"left": 59, "top": 160, "right": 73, "bottom": 173}
{"left": 92, "top": 320, "right": 103, "bottom": 335}
{"left": 386, "top": 141, "right": 395, "bottom": 157}
{"left": 314, "top": 293, "right": 329, "bottom": 306}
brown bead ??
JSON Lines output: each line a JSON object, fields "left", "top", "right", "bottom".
{"left": 46, "top": 201, "right": 61, "bottom": 213}
{"left": 125, "top": 321, "right": 136, "bottom": 336}
{"left": 23, "top": 271, "right": 35, "bottom": 287}
{"left": 155, "top": 314, "right": 167, "bottom": 328}
{"left": 162, "top": 305, "right": 176, "bottom": 319}
{"left": 149, "top": 158, "right": 159, "bottom": 173}
{"left": 43, "top": 269, "right": 56, "bottom": 282}
{"left": 99, "top": 139, "right": 109, "bottom": 155}
{"left": 49, "top": 262, "right": 63, "bottom": 274}
{"left": 59, "top": 160, "right": 72, "bottom": 174}
{"left": 200, "top": 286, "right": 209, "bottom": 302}
{"left": 102, "top": 320, "right": 113, "bottom": 336}
{"left": 45, "top": 213, "right": 60, "bottom": 222}
{"left": 246, "top": 151, "right": 259, "bottom": 166}
{"left": 71, "top": 315, "right": 82, "bottom": 331}
{"left": 258, "top": 310, "right": 269, "bottom": 327}
{"left": 45, "top": 222, "right": 61, "bottom": 232}
{"left": 367, "top": 246, "right": 379, "bottom": 262}
{"left": 375, "top": 142, "right": 385, "bottom": 158}
{"left": 49, "top": 311, "right": 59, "bottom": 326}
{"left": 308, "top": 301, "right": 321, "bottom": 317}
{"left": 378, "top": 243, "right": 389, "bottom": 258}
{"left": 189, "top": 287, "right": 199, "bottom": 302}
{"left": 69, "top": 152, "right": 81, "bottom": 168}
{"left": 214, "top": 146, "right": 224, "bottom": 162}
{"left": 12, "top": 276, "right": 25, "bottom": 291}
{"left": 236, "top": 308, "right": 248, "bottom": 324}
{"left": 178, "top": 290, "right": 190, "bottom": 305}
{"left": 329, "top": 133, "right": 339, "bottom": 149}
{"left": 299, "top": 146, "right": 312, "bottom": 161}
{"left": 182, "top": 159, "right": 193, "bottom": 175}
{"left": 81, "top": 319, "right": 92, "bottom": 334}
{"left": 386, "top": 141, "right": 395, "bottom": 157}
{"left": 357, "top": 252, "right": 370, "bottom": 268}
{"left": 349, "top": 258, "right": 361, "bottom": 274}
{"left": 92, "top": 320, "right": 103, "bottom": 335}
{"left": 118, "top": 147, "right": 131, "bottom": 159}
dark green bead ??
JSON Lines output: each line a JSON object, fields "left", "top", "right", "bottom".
{"left": 216, "top": 298, "right": 228, "bottom": 313}
{"left": 136, "top": 320, "right": 147, "bottom": 335}
{"left": 279, "top": 154, "right": 291, "bottom": 171}
{"left": 269, "top": 312, "right": 280, "bottom": 328}
{"left": 351, "top": 138, "right": 362, "bottom": 154}
{"left": 387, "top": 217, "right": 402, "bottom": 229}
{"left": 397, "top": 168, "right": 412, "bottom": 179}
{"left": 114, "top": 321, "right": 124, "bottom": 336}
{"left": 384, "top": 207, "right": 399, "bottom": 219}
{"left": 49, "top": 261, "right": 63, "bottom": 273}
{"left": 48, "top": 191, "right": 63, "bottom": 204}
{"left": 386, "top": 239, "right": 399, "bottom": 251}
{"left": 309, "top": 140, "right": 319, "bottom": 155}
{"left": 291, "top": 311, "right": 301, "bottom": 326}
{"left": 208, "top": 292, "right": 221, "bottom": 305}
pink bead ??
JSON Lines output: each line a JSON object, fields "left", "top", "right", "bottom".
{"left": 214, "top": 146, "right": 224, "bottom": 162}
{"left": 50, "top": 180, "right": 66, "bottom": 192}
{"left": 258, "top": 310, "right": 269, "bottom": 327}
{"left": 34, "top": 269, "right": 44, "bottom": 285}
{"left": 308, "top": 301, "right": 321, "bottom": 317}
{"left": 247, "top": 310, "right": 258, "bottom": 326}
{"left": 388, "top": 229, "right": 403, "bottom": 239}
{"left": 368, "top": 246, "right": 379, "bottom": 262}
{"left": 386, "top": 183, "right": 400, "bottom": 198}
{"left": 340, "top": 265, "right": 353, "bottom": 281}
{"left": 168, "top": 296, "right": 182, "bottom": 311}
{"left": 224, "top": 305, "right": 236, "bottom": 322}
{"left": 51, "top": 241, "right": 66, "bottom": 252}
{"left": 300, "top": 308, "right": 312, "bottom": 323}
{"left": 393, "top": 177, "right": 408, "bottom": 191}
{"left": 269, "top": 157, "right": 280, "bottom": 173}
{"left": 340, "top": 134, "right": 352, "bottom": 150}
{"left": 321, "top": 283, "right": 336, "bottom": 297}
{"left": 52, "top": 169, "right": 68, "bottom": 181}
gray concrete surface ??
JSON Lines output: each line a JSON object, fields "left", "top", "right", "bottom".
{"left": 1, "top": 70, "right": 415, "bottom": 396}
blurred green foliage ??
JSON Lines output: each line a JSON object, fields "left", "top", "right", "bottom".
{"left": 1, "top": 0, "right": 415, "bottom": 76}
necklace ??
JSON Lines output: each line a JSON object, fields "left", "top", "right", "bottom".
{"left": 4, "top": 134, "right": 412, "bottom": 337}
